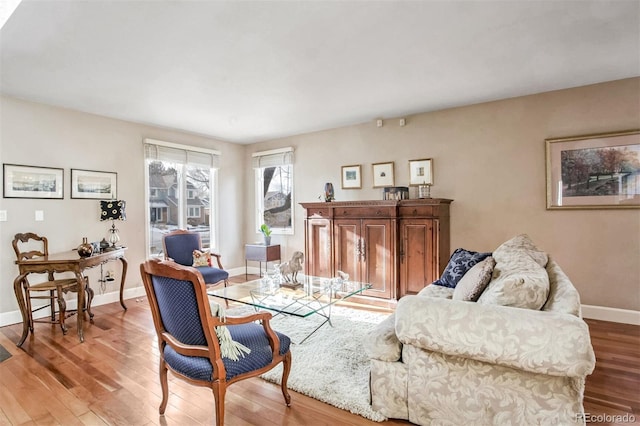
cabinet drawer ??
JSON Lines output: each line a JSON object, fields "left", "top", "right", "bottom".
{"left": 399, "top": 205, "right": 435, "bottom": 217}
{"left": 334, "top": 206, "right": 395, "bottom": 218}
{"left": 307, "top": 208, "right": 330, "bottom": 218}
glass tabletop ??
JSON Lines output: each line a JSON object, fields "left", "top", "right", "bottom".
{"left": 207, "top": 274, "right": 371, "bottom": 317}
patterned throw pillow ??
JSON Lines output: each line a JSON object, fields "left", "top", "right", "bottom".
{"left": 478, "top": 234, "right": 550, "bottom": 310}
{"left": 432, "top": 248, "right": 492, "bottom": 288}
{"left": 192, "top": 249, "right": 212, "bottom": 267}
{"left": 452, "top": 256, "right": 496, "bottom": 301}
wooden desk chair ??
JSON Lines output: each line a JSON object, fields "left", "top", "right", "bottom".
{"left": 162, "top": 229, "right": 229, "bottom": 287}
{"left": 12, "top": 232, "right": 93, "bottom": 336}
{"left": 140, "top": 259, "right": 292, "bottom": 425}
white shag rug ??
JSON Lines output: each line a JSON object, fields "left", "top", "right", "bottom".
{"left": 227, "top": 305, "right": 390, "bottom": 422}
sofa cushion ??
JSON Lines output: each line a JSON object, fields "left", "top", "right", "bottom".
{"left": 418, "top": 284, "right": 454, "bottom": 299}
{"left": 452, "top": 256, "right": 496, "bottom": 302}
{"left": 364, "top": 314, "right": 402, "bottom": 362}
{"left": 477, "top": 235, "right": 550, "bottom": 310}
{"left": 432, "top": 248, "right": 492, "bottom": 288}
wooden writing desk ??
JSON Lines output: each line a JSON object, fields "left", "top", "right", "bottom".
{"left": 13, "top": 247, "right": 128, "bottom": 346}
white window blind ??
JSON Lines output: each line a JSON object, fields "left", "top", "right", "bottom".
{"left": 144, "top": 139, "right": 220, "bottom": 169}
{"left": 252, "top": 147, "right": 294, "bottom": 168}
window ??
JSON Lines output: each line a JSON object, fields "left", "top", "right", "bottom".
{"left": 253, "top": 148, "right": 294, "bottom": 235}
{"left": 144, "top": 139, "right": 220, "bottom": 256}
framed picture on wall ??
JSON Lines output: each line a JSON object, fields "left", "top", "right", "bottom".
{"left": 372, "top": 162, "right": 394, "bottom": 187}
{"left": 545, "top": 129, "right": 640, "bottom": 209}
{"left": 3, "top": 164, "right": 64, "bottom": 199}
{"left": 341, "top": 164, "right": 362, "bottom": 189}
{"left": 71, "top": 169, "right": 117, "bottom": 199}
{"left": 409, "top": 158, "right": 433, "bottom": 186}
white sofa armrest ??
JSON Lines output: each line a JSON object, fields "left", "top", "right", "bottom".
{"left": 395, "top": 296, "right": 595, "bottom": 377}
{"left": 365, "top": 313, "right": 402, "bottom": 362}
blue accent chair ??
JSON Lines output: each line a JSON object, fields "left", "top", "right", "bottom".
{"left": 162, "top": 229, "right": 229, "bottom": 287}
{"left": 140, "top": 258, "right": 292, "bottom": 425}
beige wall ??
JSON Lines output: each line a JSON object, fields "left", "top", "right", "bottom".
{"left": 0, "top": 96, "right": 246, "bottom": 319}
{"left": 1, "top": 78, "right": 638, "bottom": 324}
{"left": 246, "top": 77, "right": 640, "bottom": 311}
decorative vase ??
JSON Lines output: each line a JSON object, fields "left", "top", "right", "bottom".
{"left": 324, "top": 182, "right": 335, "bottom": 202}
{"left": 264, "top": 236, "right": 272, "bottom": 246}
{"left": 78, "top": 237, "right": 94, "bottom": 258}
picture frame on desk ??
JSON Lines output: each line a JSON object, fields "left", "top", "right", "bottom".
{"left": 3, "top": 163, "right": 64, "bottom": 199}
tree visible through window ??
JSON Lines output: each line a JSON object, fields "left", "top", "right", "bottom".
{"left": 254, "top": 148, "right": 294, "bottom": 235}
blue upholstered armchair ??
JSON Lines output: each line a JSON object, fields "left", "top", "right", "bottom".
{"left": 162, "top": 229, "right": 229, "bottom": 287}
{"left": 140, "top": 258, "right": 292, "bottom": 425}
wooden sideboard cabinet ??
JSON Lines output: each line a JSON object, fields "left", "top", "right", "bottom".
{"left": 300, "top": 199, "right": 452, "bottom": 301}
{"left": 398, "top": 200, "right": 451, "bottom": 296}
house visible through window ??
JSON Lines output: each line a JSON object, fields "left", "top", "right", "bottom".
{"left": 253, "top": 147, "right": 294, "bottom": 235}
{"left": 144, "top": 139, "right": 220, "bottom": 256}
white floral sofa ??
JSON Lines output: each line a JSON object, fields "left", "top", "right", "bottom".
{"left": 365, "top": 235, "right": 596, "bottom": 425}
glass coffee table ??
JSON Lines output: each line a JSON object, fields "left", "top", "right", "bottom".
{"left": 208, "top": 274, "right": 371, "bottom": 343}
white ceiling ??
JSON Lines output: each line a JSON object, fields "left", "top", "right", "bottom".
{"left": 1, "top": 0, "right": 639, "bottom": 144}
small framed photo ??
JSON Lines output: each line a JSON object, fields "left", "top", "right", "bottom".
{"left": 341, "top": 164, "right": 362, "bottom": 189}
{"left": 409, "top": 158, "right": 433, "bottom": 186}
{"left": 3, "top": 164, "right": 64, "bottom": 199}
{"left": 71, "top": 169, "right": 117, "bottom": 199}
{"left": 372, "top": 162, "right": 395, "bottom": 188}
{"left": 546, "top": 129, "right": 640, "bottom": 209}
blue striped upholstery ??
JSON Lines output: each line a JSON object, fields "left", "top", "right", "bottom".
{"left": 152, "top": 273, "right": 290, "bottom": 382}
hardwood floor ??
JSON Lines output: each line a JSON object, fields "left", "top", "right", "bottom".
{"left": 0, "top": 275, "right": 638, "bottom": 425}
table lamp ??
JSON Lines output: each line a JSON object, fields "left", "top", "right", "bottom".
{"left": 100, "top": 200, "right": 126, "bottom": 250}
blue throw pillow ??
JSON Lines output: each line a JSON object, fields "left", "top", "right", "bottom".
{"left": 432, "top": 248, "right": 492, "bottom": 288}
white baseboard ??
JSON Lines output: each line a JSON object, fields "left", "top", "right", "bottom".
{"left": 581, "top": 304, "right": 640, "bottom": 325}
{"left": 0, "top": 286, "right": 147, "bottom": 328}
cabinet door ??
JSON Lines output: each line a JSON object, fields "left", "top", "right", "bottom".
{"left": 305, "top": 218, "right": 333, "bottom": 278}
{"left": 334, "top": 219, "right": 362, "bottom": 282}
{"left": 400, "top": 219, "right": 436, "bottom": 296}
{"left": 362, "top": 219, "right": 394, "bottom": 299}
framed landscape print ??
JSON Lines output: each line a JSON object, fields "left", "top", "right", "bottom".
{"left": 372, "top": 162, "right": 394, "bottom": 187}
{"left": 409, "top": 158, "right": 433, "bottom": 185}
{"left": 341, "top": 164, "right": 362, "bottom": 189}
{"left": 3, "top": 164, "right": 64, "bottom": 199}
{"left": 546, "top": 129, "right": 640, "bottom": 209}
{"left": 71, "top": 169, "right": 117, "bottom": 199}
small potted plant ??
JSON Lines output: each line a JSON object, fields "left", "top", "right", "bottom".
{"left": 260, "top": 223, "right": 272, "bottom": 246}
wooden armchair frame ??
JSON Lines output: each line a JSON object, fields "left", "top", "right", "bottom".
{"left": 140, "top": 259, "right": 291, "bottom": 425}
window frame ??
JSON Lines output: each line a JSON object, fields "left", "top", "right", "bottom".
{"left": 144, "top": 139, "right": 220, "bottom": 257}
{"left": 253, "top": 148, "right": 294, "bottom": 236}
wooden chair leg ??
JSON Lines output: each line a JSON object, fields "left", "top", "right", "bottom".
{"left": 159, "top": 359, "right": 169, "bottom": 415}
{"left": 281, "top": 351, "right": 292, "bottom": 406}
{"left": 212, "top": 382, "right": 226, "bottom": 426}
{"left": 50, "top": 289, "right": 56, "bottom": 321}
{"left": 57, "top": 288, "right": 68, "bottom": 334}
